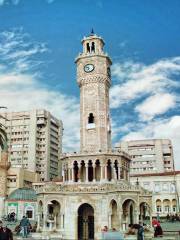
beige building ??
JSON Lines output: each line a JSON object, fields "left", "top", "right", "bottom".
{"left": 116, "top": 139, "right": 174, "bottom": 175}
{"left": 1, "top": 109, "right": 63, "bottom": 181}
{"left": 32, "top": 33, "right": 152, "bottom": 240}
{"left": 7, "top": 167, "right": 39, "bottom": 195}
{"left": 130, "top": 171, "right": 180, "bottom": 217}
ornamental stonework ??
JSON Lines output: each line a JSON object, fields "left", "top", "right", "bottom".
{"left": 0, "top": 175, "right": 6, "bottom": 196}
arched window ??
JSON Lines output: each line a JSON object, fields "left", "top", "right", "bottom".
{"left": 91, "top": 42, "right": 95, "bottom": 52}
{"left": 88, "top": 113, "right": 94, "bottom": 124}
{"left": 87, "top": 43, "right": 90, "bottom": 53}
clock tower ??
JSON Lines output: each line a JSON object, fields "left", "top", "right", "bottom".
{"left": 75, "top": 32, "right": 112, "bottom": 153}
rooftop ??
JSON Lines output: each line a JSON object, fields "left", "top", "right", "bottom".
{"left": 7, "top": 187, "right": 37, "bottom": 201}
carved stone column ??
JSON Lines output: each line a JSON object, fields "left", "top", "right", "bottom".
{"left": 78, "top": 165, "right": 81, "bottom": 182}
{"left": 113, "top": 166, "right": 117, "bottom": 181}
{"left": 111, "top": 165, "right": 116, "bottom": 182}
{"left": 85, "top": 163, "right": 88, "bottom": 182}
{"left": 105, "top": 164, "right": 107, "bottom": 181}
{"left": 64, "top": 169, "right": 67, "bottom": 182}
{"left": 108, "top": 213, "right": 111, "bottom": 229}
{"left": 43, "top": 213, "right": 47, "bottom": 231}
{"left": 62, "top": 166, "right": 65, "bottom": 182}
{"left": 53, "top": 214, "right": 57, "bottom": 231}
{"left": 72, "top": 167, "right": 75, "bottom": 182}
{"left": 118, "top": 167, "right": 121, "bottom": 180}
{"left": 134, "top": 209, "right": 140, "bottom": 224}
{"left": 60, "top": 213, "right": 64, "bottom": 229}
{"left": 68, "top": 168, "right": 71, "bottom": 182}
{"left": 100, "top": 164, "right": 104, "bottom": 181}
{"left": 36, "top": 213, "right": 41, "bottom": 231}
{"left": 119, "top": 210, "right": 123, "bottom": 230}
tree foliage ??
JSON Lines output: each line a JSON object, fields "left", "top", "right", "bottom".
{"left": 0, "top": 124, "right": 8, "bottom": 151}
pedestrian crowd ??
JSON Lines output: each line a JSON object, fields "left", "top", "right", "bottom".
{"left": 166, "top": 213, "right": 180, "bottom": 222}
{"left": 127, "top": 218, "right": 163, "bottom": 239}
{"left": 0, "top": 215, "right": 32, "bottom": 240}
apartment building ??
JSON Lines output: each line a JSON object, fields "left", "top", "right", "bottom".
{"left": 116, "top": 139, "right": 174, "bottom": 175}
{"left": 1, "top": 109, "right": 63, "bottom": 181}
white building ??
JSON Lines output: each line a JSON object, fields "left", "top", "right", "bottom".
{"left": 1, "top": 109, "right": 63, "bottom": 181}
{"left": 116, "top": 139, "right": 174, "bottom": 175}
{"left": 130, "top": 171, "right": 180, "bottom": 217}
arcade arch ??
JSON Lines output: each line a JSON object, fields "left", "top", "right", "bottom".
{"left": 122, "top": 199, "right": 136, "bottom": 226}
{"left": 110, "top": 199, "right": 119, "bottom": 230}
{"left": 78, "top": 203, "right": 94, "bottom": 240}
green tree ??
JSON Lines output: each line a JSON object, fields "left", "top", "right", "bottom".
{"left": 0, "top": 124, "right": 8, "bottom": 151}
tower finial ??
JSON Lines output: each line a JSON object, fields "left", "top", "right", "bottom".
{"left": 91, "top": 28, "right": 94, "bottom": 35}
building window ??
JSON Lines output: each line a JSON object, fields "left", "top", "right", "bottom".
{"left": 157, "top": 206, "right": 162, "bottom": 212}
{"left": 164, "top": 206, "right": 170, "bottom": 213}
{"left": 162, "top": 183, "right": 169, "bottom": 192}
{"left": 173, "top": 205, "right": 176, "bottom": 212}
{"left": 170, "top": 183, "right": 175, "bottom": 193}
{"left": 88, "top": 113, "right": 94, "bottom": 124}
{"left": 91, "top": 42, "right": 95, "bottom": 52}
{"left": 143, "top": 182, "right": 150, "bottom": 190}
{"left": 26, "top": 210, "right": 33, "bottom": 219}
{"left": 154, "top": 184, "right": 160, "bottom": 193}
{"left": 87, "top": 43, "right": 90, "bottom": 53}
{"left": 25, "top": 206, "right": 34, "bottom": 219}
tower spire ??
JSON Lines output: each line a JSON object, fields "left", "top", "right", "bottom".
{"left": 90, "top": 28, "right": 94, "bottom": 35}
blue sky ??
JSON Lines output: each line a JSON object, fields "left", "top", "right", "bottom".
{"left": 0, "top": 0, "right": 180, "bottom": 169}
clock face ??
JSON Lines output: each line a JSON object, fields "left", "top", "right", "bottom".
{"left": 84, "top": 64, "right": 95, "bottom": 73}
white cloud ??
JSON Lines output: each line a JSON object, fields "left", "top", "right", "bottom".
{"left": 135, "top": 93, "right": 176, "bottom": 121}
{"left": 0, "top": 29, "right": 47, "bottom": 72}
{"left": 111, "top": 58, "right": 180, "bottom": 170}
{"left": 110, "top": 58, "right": 180, "bottom": 108}
{"left": 0, "top": 29, "right": 80, "bottom": 152}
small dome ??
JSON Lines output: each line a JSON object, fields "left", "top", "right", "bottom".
{"left": 8, "top": 188, "right": 37, "bottom": 201}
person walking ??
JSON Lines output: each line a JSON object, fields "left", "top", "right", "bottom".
{"left": 19, "top": 216, "right": 30, "bottom": 238}
{"left": 0, "top": 220, "right": 13, "bottom": 240}
{"left": 152, "top": 218, "right": 163, "bottom": 237}
{"left": 137, "top": 222, "right": 144, "bottom": 240}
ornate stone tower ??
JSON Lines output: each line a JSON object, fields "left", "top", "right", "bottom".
{"left": 34, "top": 33, "right": 153, "bottom": 240}
{"left": 75, "top": 32, "right": 112, "bottom": 153}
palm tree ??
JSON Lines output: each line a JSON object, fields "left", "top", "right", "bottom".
{"left": 0, "top": 124, "right": 8, "bottom": 151}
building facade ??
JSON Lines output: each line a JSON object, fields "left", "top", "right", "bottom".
{"left": 33, "top": 33, "right": 152, "bottom": 240}
{"left": 5, "top": 188, "right": 37, "bottom": 221}
{"left": 130, "top": 172, "right": 180, "bottom": 217}
{"left": 116, "top": 139, "right": 174, "bottom": 175}
{"left": 7, "top": 167, "right": 39, "bottom": 195}
{"left": 1, "top": 109, "right": 63, "bottom": 181}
